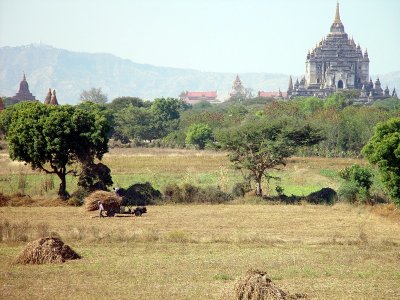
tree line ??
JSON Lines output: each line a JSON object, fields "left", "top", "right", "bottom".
{"left": 1, "top": 90, "right": 400, "bottom": 204}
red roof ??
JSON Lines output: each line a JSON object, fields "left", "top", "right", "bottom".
{"left": 258, "top": 91, "right": 287, "bottom": 98}
{"left": 180, "top": 91, "right": 218, "bottom": 103}
{"left": 185, "top": 91, "right": 217, "bottom": 98}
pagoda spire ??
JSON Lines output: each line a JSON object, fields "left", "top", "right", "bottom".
{"left": 334, "top": 1, "right": 342, "bottom": 24}
{"left": 288, "top": 76, "right": 293, "bottom": 91}
{"left": 330, "top": 1, "right": 345, "bottom": 33}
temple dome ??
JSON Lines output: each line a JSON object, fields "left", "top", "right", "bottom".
{"left": 19, "top": 73, "right": 29, "bottom": 92}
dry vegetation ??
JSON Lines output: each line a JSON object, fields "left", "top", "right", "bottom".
{"left": 0, "top": 148, "right": 399, "bottom": 299}
{"left": 1, "top": 204, "right": 399, "bottom": 299}
{"left": 14, "top": 237, "right": 81, "bottom": 265}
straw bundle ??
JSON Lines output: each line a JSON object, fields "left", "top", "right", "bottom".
{"left": 84, "top": 190, "right": 121, "bottom": 212}
{"left": 233, "top": 270, "right": 307, "bottom": 300}
{"left": 0, "top": 193, "right": 10, "bottom": 206}
{"left": 14, "top": 237, "right": 81, "bottom": 265}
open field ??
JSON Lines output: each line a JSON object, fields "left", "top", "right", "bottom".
{"left": 0, "top": 148, "right": 365, "bottom": 197}
{"left": 0, "top": 148, "right": 399, "bottom": 299}
{"left": 1, "top": 204, "right": 400, "bottom": 299}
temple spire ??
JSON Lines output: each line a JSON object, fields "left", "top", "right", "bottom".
{"left": 330, "top": 1, "right": 345, "bottom": 33}
{"left": 334, "top": 1, "right": 342, "bottom": 24}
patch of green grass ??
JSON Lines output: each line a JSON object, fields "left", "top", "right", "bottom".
{"left": 319, "top": 169, "right": 338, "bottom": 179}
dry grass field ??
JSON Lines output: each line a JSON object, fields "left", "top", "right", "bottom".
{"left": 0, "top": 204, "right": 400, "bottom": 299}
{"left": 1, "top": 148, "right": 399, "bottom": 299}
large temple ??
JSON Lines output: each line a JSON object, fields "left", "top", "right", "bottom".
{"left": 9, "top": 73, "right": 37, "bottom": 105}
{"left": 230, "top": 75, "right": 247, "bottom": 100}
{"left": 287, "top": 2, "right": 394, "bottom": 102}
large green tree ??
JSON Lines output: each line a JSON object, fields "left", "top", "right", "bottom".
{"left": 1, "top": 102, "right": 111, "bottom": 198}
{"left": 108, "top": 96, "right": 147, "bottom": 112}
{"left": 218, "top": 121, "right": 322, "bottom": 196}
{"left": 362, "top": 118, "right": 400, "bottom": 204}
{"left": 185, "top": 123, "right": 213, "bottom": 149}
{"left": 115, "top": 105, "right": 157, "bottom": 142}
{"left": 151, "top": 98, "right": 188, "bottom": 139}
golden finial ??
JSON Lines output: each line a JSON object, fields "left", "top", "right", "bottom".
{"left": 334, "top": 1, "right": 342, "bottom": 23}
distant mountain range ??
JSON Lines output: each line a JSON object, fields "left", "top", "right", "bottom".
{"left": 0, "top": 44, "right": 291, "bottom": 104}
{"left": 1, "top": 44, "right": 399, "bottom": 105}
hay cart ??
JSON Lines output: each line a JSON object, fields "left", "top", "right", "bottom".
{"left": 117, "top": 206, "right": 147, "bottom": 217}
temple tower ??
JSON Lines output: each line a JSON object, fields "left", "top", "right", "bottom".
{"left": 12, "top": 72, "right": 36, "bottom": 102}
{"left": 50, "top": 89, "right": 59, "bottom": 105}
{"left": 229, "top": 75, "right": 246, "bottom": 100}
{"left": 288, "top": 1, "right": 376, "bottom": 99}
{"left": 44, "top": 88, "right": 52, "bottom": 104}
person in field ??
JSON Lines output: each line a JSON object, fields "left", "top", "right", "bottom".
{"left": 98, "top": 201, "right": 105, "bottom": 218}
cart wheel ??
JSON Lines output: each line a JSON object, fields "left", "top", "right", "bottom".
{"left": 134, "top": 210, "right": 142, "bottom": 216}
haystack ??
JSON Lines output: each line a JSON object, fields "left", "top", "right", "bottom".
{"left": 14, "top": 237, "right": 81, "bottom": 265}
{"left": 233, "top": 270, "right": 307, "bottom": 300}
{"left": 0, "top": 192, "right": 10, "bottom": 206}
{"left": 84, "top": 190, "right": 121, "bottom": 212}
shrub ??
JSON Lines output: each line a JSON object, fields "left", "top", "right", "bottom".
{"left": 185, "top": 123, "right": 214, "bottom": 149}
{"left": 305, "top": 187, "right": 337, "bottom": 204}
{"left": 68, "top": 188, "right": 90, "bottom": 206}
{"left": 164, "top": 184, "right": 184, "bottom": 203}
{"left": 275, "top": 185, "right": 284, "bottom": 196}
{"left": 163, "top": 184, "right": 232, "bottom": 204}
{"left": 338, "top": 182, "right": 359, "bottom": 203}
{"left": 339, "top": 164, "right": 373, "bottom": 191}
{"left": 121, "top": 182, "right": 162, "bottom": 206}
{"left": 194, "top": 186, "right": 232, "bottom": 203}
{"left": 182, "top": 183, "right": 199, "bottom": 202}
{"left": 231, "top": 182, "right": 252, "bottom": 198}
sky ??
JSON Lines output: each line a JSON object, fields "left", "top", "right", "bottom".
{"left": 1, "top": 0, "right": 399, "bottom": 75}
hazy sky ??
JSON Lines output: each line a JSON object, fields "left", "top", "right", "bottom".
{"left": 1, "top": 0, "right": 399, "bottom": 75}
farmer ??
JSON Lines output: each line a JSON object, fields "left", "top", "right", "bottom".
{"left": 98, "top": 201, "right": 105, "bottom": 218}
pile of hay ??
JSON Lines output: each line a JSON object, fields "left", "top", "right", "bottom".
{"left": 0, "top": 193, "right": 10, "bottom": 206}
{"left": 233, "top": 270, "right": 307, "bottom": 300}
{"left": 84, "top": 190, "right": 121, "bottom": 213}
{"left": 14, "top": 237, "right": 81, "bottom": 265}
{"left": 305, "top": 188, "right": 337, "bottom": 205}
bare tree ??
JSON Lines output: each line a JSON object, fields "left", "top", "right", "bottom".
{"left": 80, "top": 87, "right": 108, "bottom": 104}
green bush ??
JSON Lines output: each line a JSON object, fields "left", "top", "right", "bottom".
{"left": 121, "top": 182, "right": 162, "bottom": 206}
{"left": 339, "top": 164, "right": 373, "bottom": 191}
{"left": 163, "top": 183, "right": 232, "bottom": 204}
{"left": 231, "top": 182, "right": 251, "bottom": 198}
{"left": 338, "top": 182, "right": 359, "bottom": 203}
{"left": 69, "top": 188, "right": 90, "bottom": 206}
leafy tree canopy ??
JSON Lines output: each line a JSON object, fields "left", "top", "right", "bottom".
{"left": 108, "top": 97, "right": 147, "bottom": 112}
{"left": 2, "top": 102, "right": 111, "bottom": 198}
{"left": 218, "top": 120, "right": 322, "bottom": 196}
{"left": 150, "top": 98, "right": 188, "bottom": 139}
{"left": 185, "top": 123, "right": 214, "bottom": 149}
{"left": 362, "top": 117, "right": 400, "bottom": 204}
{"left": 115, "top": 105, "right": 157, "bottom": 141}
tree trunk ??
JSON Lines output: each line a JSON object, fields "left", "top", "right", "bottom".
{"left": 255, "top": 176, "right": 263, "bottom": 197}
{"left": 57, "top": 172, "right": 69, "bottom": 200}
